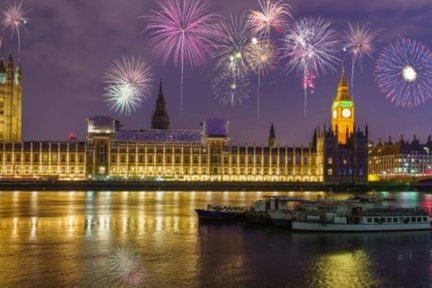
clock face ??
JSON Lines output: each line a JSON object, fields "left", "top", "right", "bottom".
{"left": 332, "top": 110, "right": 337, "bottom": 119}
{"left": 342, "top": 108, "right": 351, "bottom": 118}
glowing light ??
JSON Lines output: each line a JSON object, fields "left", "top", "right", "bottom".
{"left": 375, "top": 38, "right": 432, "bottom": 108}
{"left": 104, "top": 56, "right": 154, "bottom": 115}
{"left": 1, "top": 1, "right": 29, "bottom": 59}
{"left": 402, "top": 65, "right": 417, "bottom": 82}
{"left": 282, "top": 17, "right": 340, "bottom": 118}
{"left": 144, "top": 0, "right": 219, "bottom": 115}
{"left": 248, "top": 0, "right": 291, "bottom": 38}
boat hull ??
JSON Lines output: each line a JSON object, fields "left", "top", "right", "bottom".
{"left": 195, "top": 209, "right": 244, "bottom": 222}
{"left": 292, "top": 221, "right": 432, "bottom": 232}
{"left": 268, "top": 211, "right": 293, "bottom": 227}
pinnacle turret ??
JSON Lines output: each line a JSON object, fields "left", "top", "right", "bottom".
{"left": 151, "top": 81, "right": 170, "bottom": 130}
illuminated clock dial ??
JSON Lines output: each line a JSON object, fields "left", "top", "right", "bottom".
{"left": 342, "top": 108, "right": 351, "bottom": 118}
{"left": 332, "top": 110, "right": 337, "bottom": 119}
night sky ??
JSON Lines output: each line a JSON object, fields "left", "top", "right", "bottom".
{"left": 7, "top": 0, "right": 432, "bottom": 145}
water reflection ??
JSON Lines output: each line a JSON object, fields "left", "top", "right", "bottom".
{"left": 0, "top": 191, "right": 430, "bottom": 287}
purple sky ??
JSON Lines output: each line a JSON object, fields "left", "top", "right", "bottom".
{"left": 6, "top": 0, "right": 432, "bottom": 145}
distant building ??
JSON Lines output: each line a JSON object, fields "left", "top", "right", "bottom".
{"left": 0, "top": 67, "right": 368, "bottom": 184}
{"left": 0, "top": 54, "right": 22, "bottom": 142}
{"left": 368, "top": 135, "right": 432, "bottom": 181}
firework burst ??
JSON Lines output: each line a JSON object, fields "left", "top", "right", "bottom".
{"left": 104, "top": 56, "right": 154, "bottom": 115}
{"left": 1, "top": 1, "right": 29, "bottom": 59}
{"left": 213, "top": 14, "right": 251, "bottom": 78}
{"left": 144, "top": 0, "right": 219, "bottom": 115}
{"left": 282, "top": 17, "right": 340, "bottom": 118}
{"left": 344, "top": 22, "right": 379, "bottom": 96}
{"left": 248, "top": 0, "right": 291, "bottom": 38}
{"left": 212, "top": 71, "right": 251, "bottom": 106}
{"left": 109, "top": 247, "right": 147, "bottom": 288}
{"left": 375, "top": 38, "right": 432, "bottom": 108}
{"left": 245, "top": 39, "right": 278, "bottom": 117}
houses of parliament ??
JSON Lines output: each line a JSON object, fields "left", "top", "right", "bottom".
{"left": 0, "top": 55, "right": 369, "bottom": 185}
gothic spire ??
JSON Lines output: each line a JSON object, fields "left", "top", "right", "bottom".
{"left": 335, "top": 66, "right": 352, "bottom": 101}
{"left": 151, "top": 81, "right": 170, "bottom": 130}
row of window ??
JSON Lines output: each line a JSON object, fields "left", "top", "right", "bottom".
{"left": 110, "top": 166, "right": 318, "bottom": 175}
{"left": 0, "top": 166, "right": 85, "bottom": 174}
{"left": 0, "top": 153, "right": 85, "bottom": 163}
{"left": 366, "top": 216, "right": 428, "bottom": 224}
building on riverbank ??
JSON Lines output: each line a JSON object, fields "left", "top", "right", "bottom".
{"left": 368, "top": 135, "right": 432, "bottom": 181}
{"left": 0, "top": 67, "right": 368, "bottom": 184}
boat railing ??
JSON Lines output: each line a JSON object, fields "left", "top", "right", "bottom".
{"left": 361, "top": 207, "right": 428, "bottom": 216}
{"left": 207, "top": 204, "right": 251, "bottom": 212}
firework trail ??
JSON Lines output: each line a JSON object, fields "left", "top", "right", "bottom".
{"left": 248, "top": 0, "right": 291, "bottom": 39}
{"left": 245, "top": 39, "right": 278, "bottom": 118}
{"left": 212, "top": 71, "right": 251, "bottom": 106}
{"left": 109, "top": 247, "right": 147, "bottom": 288}
{"left": 1, "top": 1, "right": 29, "bottom": 60}
{"left": 144, "top": 0, "right": 219, "bottom": 116}
{"left": 213, "top": 14, "right": 251, "bottom": 78}
{"left": 344, "top": 22, "right": 379, "bottom": 97}
{"left": 282, "top": 17, "right": 340, "bottom": 118}
{"left": 375, "top": 38, "right": 432, "bottom": 108}
{"left": 104, "top": 56, "right": 154, "bottom": 115}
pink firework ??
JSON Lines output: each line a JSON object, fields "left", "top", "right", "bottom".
{"left": 1, "top": 1, "right": 29, "bottom": 59}
{"left": 344, "top": 22, "right": 379, "bottom": 97}
{"left": 248, "top": 0, "right": 291, "bottom": 38}
{"left": 144, "top": 0, "right": 219, "bottom": 115}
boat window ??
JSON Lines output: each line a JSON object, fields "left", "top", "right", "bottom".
{"left": 400, "top": 217, "right": 405, "bottom": 223}
{"left": 411, "top": 217, "right": 416, "bottom": 222}
{"left": 417, "top": 217, "right": 421, "bottom": 222}
{"left": 386, "top": 218, "right": 392, "bottom": 223}
{"left": 393, "top": 217, "right": 398, "bottom": 222}
{"left": 367, "top": 218, "right": 372, "bottom": 223}
{"left": 380, "top": 217, "right": 385, "bottom": 223}
{"left": 423, "top": 217, "right": 428, "bottom": 222}
{"left": 374, "top": 218, "right": 379, "bottom": 223}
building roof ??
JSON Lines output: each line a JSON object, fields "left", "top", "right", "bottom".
{"left": 114, "top": 129, "right": 202, "bottom": 144}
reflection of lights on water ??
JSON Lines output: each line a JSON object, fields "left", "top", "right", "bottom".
{"left": 311, "top": 251, "right": 379, "bottom": 287}
{"left": 11, "top": 217, "right": 18, "bottom": 238}
{"left": 30, "top": 216, "right": 37, "bottom": 240}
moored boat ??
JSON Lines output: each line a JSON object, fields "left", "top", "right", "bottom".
{"left": 292, "top": 205, "right": 432, "bottom": 232}
{"left": 245, "top": 196, "right": 310, "bottom": 226}
{"left": 195, "top": 204, "right": 248, "bottom": 222}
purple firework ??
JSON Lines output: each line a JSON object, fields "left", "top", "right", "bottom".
{"left": 282, "top": 17, "right": 340, "bottom": 118}
{"left": 144, "top": 0, "right": 219, "bottom": 115}
{"left": 375, "top": 38, "right": 432, "bottom": 108}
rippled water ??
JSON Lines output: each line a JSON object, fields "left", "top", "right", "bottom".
{"left": 0, "top": 191, "right": 431, "bottom": 288}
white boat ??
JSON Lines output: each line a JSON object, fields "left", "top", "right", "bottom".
{"left": 269, "top": 196, "right": 381, "bottom": 228}
{"left": 292, "top": 206, "right": 432, "bottom": 232}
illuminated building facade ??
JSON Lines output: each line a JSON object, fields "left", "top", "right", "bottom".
{"left": 0, "top": 70, "right": 368, "bottom": 184}
{"left": 0, "top": 54, "right": 22, "bottom": 143}
{"left": 368, "top": 135, "right": 432, "bottom": 181}
{"left": 331, "top": 67, "right": 354, "bottom": 145}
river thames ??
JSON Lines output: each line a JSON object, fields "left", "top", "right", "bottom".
{"left": 0, "top": 191, "right": 431, "bottom": 288}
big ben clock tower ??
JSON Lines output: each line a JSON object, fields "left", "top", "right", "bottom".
{"left": 331, "top": 67, "right": 354, "bottom": 144}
